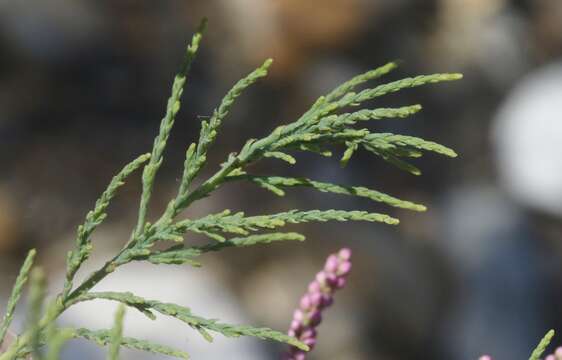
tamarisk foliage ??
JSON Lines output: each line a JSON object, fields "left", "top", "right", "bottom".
{"left": 0, "top": 19, "right": 461, "bottom": 359}
{"left": 530, "top": 330, "right": 556, "bottom": 360}
{"left": 479, "top": 329, "right": 557, "bottom": 360}
{"left": 107, "top": 305, "right": 126, "bottom": 360}
{"left": 0, "top": 250, "right": 35, "bottom": 346}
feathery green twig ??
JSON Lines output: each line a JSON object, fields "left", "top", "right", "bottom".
{"left": 107, "top": 305, "right": 126, "bottom": 360}
{"left": 28, "top": 269, "right": 46, "bottom": 360}
{"left": 0, "top": 249, "right": 36, "bottom": 346}
{"left": 529, "top": 329, "right": 555, "bottom": 360}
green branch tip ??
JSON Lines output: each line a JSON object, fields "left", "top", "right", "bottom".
{"left": 529, "top": 329, "right": 555, "bottom": 360}
{"left": 28, "top": 267, "right": 47, "bottom": 360}
{"left": 0, "top": 248, "right": 37, "bottom": 345}
{"left": 108, "top": 305, "right": 126, "bottom": 360}
{"left": 227, "top": 175, "right": 426, "bottom": 212}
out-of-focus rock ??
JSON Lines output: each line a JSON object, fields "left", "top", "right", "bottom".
{"left": 214, "top": 0, "right": 375, "bottom": 76}
{"left": 0, "top": 186, "right": 21, "bottom": 254}
{"left": 492, "top": 62, "right": 562, "bottom": 217}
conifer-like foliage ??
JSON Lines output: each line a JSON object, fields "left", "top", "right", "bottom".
{"left": 0, "top": 19, "right": 463, "bottom": 359}
{"left": 529, "top": 330, "right": 555, "bottom": 360}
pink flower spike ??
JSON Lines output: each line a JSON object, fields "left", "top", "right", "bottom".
{"left": 478, "top": 356, "right": 492, "bottom": 360}
{"left": 283, "top": 248, "right": 352, "bottom": 360}
{"left": 546, "top": 355, "right": 555, "bottom": 360}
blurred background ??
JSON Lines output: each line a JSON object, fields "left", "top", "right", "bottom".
{"left": 1, "top": 0, "right": 562, "bottom": 359}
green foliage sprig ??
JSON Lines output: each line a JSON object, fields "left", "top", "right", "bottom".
{"left": 0, "top": 249, "right": 35, "bottom": 346}
{"left": 529, "top": 329, "right": 555, "bottom": 360}
{"left": 107, "top": 305, "right": 126, "bottom": 360}
{"left": 0, "top": 18, "right": 461, "bottom": 359}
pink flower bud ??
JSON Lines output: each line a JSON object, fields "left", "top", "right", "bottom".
{"left": 303, "top": 337, "right": 317, "bottom": 349}
{"left": 308, "top": 310, "right": 322, "bottom": 327}
{"left": 301, "top": 328, "right": 317, "bottom": 340}
{"left": 309, "top": 292, "right": 323, "bottom": 307}
{"left": 325, "top": 273, "right": 338, "bottom": 287}
{"left": 321, "top": 293, "right": 333, "bottom": 307}
{"left": 324, "top": 255, "right": 339, "bottom": 272}
{"left": 315, "top": 271, "right": 327, "bottom": 285}
{"left": 335, "top": 277, "right": 347, "bottom": 289}
{"left": 337, "top": 261, "right": 352, "bottom": 276}
{"left": 293, "top": 351, "right": 306, "bottom": 360}
{"left": 338, "top": 248, "right": 352, "bottom": 260}
{"left": 308, "top": 281, "right": 321, "bottom": 293}
{"left": 290, "top": 319, "right": 302, "bottom": 332}
{"left": 300, "top": 295, "right": 311, "bottom": 310}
